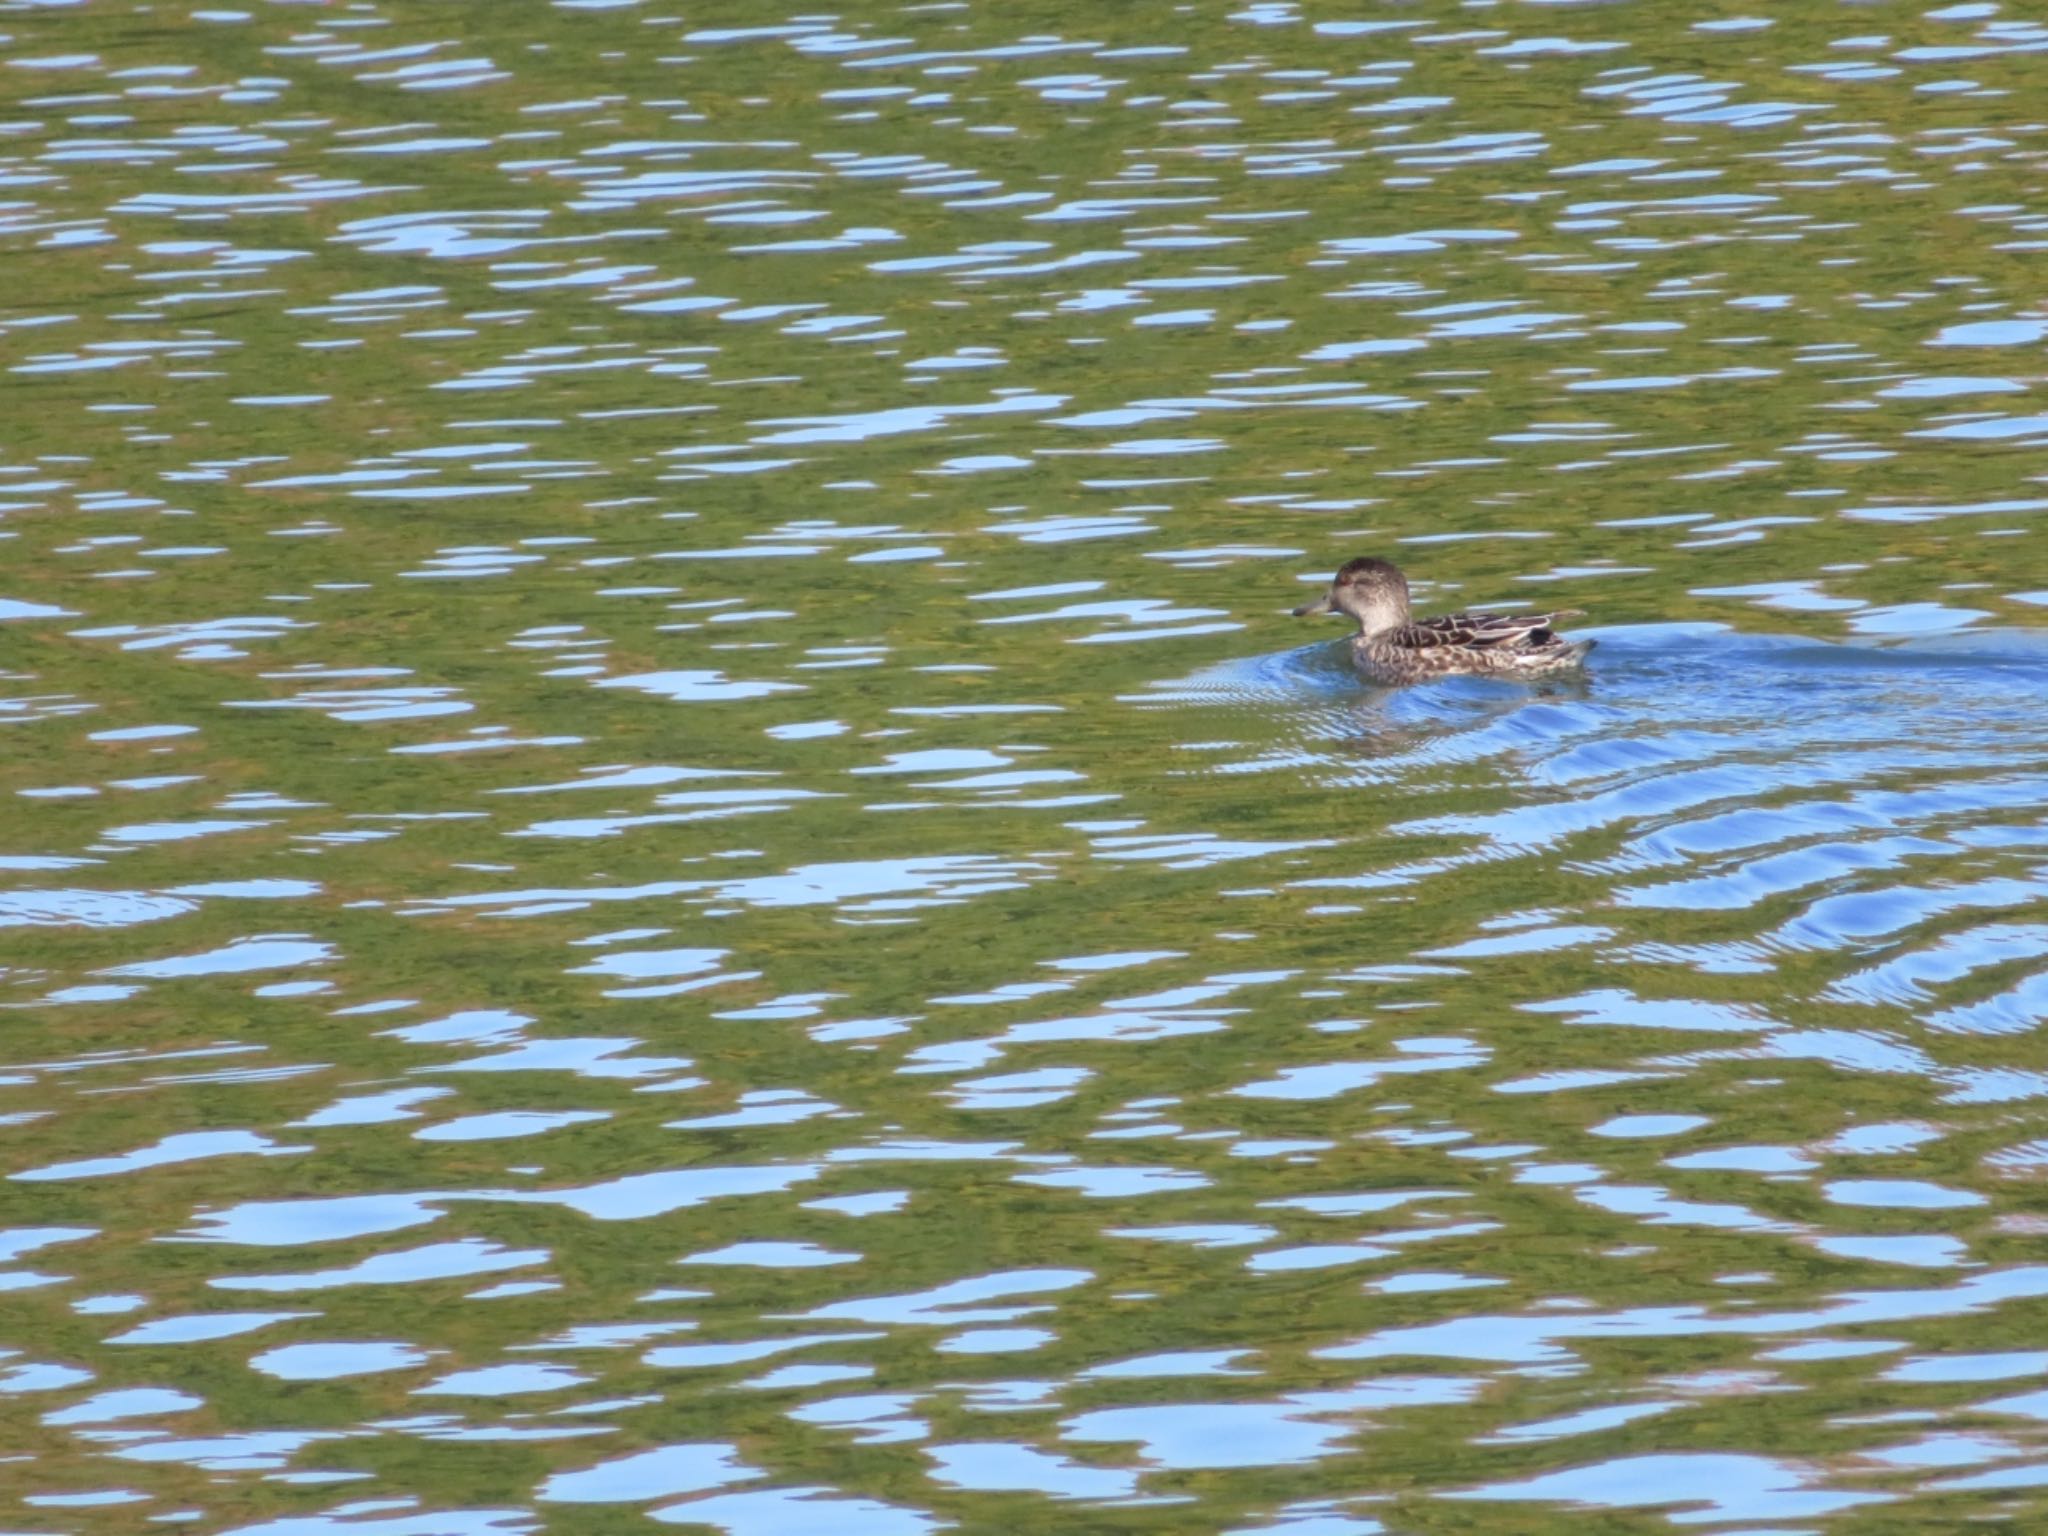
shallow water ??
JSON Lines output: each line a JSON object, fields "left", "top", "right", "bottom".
{"left": 5, "top": 1, "right": 2048, "bottom": 1531}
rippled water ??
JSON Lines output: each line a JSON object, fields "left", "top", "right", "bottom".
{"left": 6, "top": 1, "right": 2048, "bottom": 1530}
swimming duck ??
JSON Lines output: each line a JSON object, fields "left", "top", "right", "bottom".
{"left": 1292, "top": 557, "right": 1594, "bottom": 685}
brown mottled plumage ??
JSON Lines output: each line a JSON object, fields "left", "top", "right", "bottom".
{"left": 1291, "top": 557, "right": 1593, "bottom": 685}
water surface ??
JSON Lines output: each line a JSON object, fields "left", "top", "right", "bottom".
{"left": 6, "top": 1, "right": 2048, "bottom": 1531}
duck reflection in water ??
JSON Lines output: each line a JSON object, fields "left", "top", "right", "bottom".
{"left": 1292, "top": 557, "right": 1594, "bottom": 686}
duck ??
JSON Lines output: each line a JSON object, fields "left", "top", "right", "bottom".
{"left": 1291, "top": 557, "right": 1594, "bottom": 685}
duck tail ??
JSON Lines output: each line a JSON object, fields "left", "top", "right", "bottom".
{"left": 1565, "top": 638, "right": 1597, "bottom": 666}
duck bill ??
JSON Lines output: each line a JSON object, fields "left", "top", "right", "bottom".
{"left": 1291, "top": 589, "right": 1336, "bottom": 618}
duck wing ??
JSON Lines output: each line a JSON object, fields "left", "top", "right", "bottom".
{"left": 1395, "top": 609, "right": 1584, "bottom": 651}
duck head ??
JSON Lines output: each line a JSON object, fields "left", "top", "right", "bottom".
{"left": 1291, "top": 557, "right": 1413, "bottom": 635}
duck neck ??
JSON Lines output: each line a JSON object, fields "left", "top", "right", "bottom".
{"left": 1347, "top": 597, "right": 1409, "bottom": 638}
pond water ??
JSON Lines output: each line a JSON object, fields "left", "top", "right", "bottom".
{"left": 5, "top": 1, "right": 2048, "bottom": 1531}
